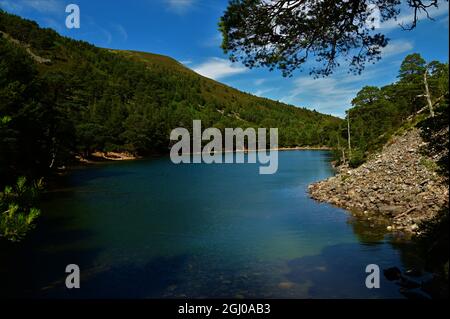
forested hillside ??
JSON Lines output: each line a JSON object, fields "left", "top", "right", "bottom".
{"left": 341, "top": 54, "right": 449, "bottom": 167}
{"left": 0, "top": 10, "right": 341, "bottom": 184}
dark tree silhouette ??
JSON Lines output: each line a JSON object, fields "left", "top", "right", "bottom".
{"left": 220, "top": 0, "right": 445, "bottom": 77}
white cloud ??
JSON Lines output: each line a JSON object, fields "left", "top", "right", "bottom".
{"left": 100, "top": 28, "right": 112, "bottom": 46}
{"left": 0, "top": 0, "right": 23, "bottom": 12}
{"left": 27, "top": 0, "right": 62, "bottom": 13}
{"left": 380, "top": 2, "right": 449, "bottom": 31}
{"left": 192, "top": 57, "right": 248, "bottom": 80}
{"left": 278, "top": 37, "right": 414, "bottom": 116}
{"left": 115, "top": 24, "right": 128, "bottom": 41}
{"left": 0, "top": 0, "right": 64, "bottom": 14}
{"left": 282, "top": 76, "right": 357, "bottom": 116}
{"left": 254, "top": 87, "right": 275, "bottom": 97}
{"left": 439, "top": 14, "right": 449, "bottom": 28}
{"left": 281, "top": 65, "right": 395, "bottom": 117}
{"left": 166, "top": 0, "right": 195, "bottom": 14}
{"left": 382, "top": 40, "right": 414, "bottom": 57}
{"left": 201, "top": 32, "right": 222, "bottom": 47}
{"left": 254, "top": 78, "right": 267, "bottom": 86}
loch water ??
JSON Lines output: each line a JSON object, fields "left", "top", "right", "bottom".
{"left": 0, "top": 151, "right": 423, "bottom": 298}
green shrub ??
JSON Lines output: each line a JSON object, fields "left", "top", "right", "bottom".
{"left": 349, "top": 149, "right": 365, "bottom": 168}
{"left": 0, "top": 177, "right": 42, "bottom": 242}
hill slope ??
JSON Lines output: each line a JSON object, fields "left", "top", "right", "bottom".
{"left": 309, "top": 125, "right": 448, "bottom": 233}
{"left": 0, "top": 10, "right": 342, "bottom": 180}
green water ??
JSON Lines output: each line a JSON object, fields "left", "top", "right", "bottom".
{"left": 0, "top": 151, "right": 421, "bottom": 298}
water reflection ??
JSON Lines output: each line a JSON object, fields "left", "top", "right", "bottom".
{"left": 0, "top": 151, "right": 431, "bottom": 299}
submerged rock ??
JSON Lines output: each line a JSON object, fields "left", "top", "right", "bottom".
{"left": 278, "top": 282, "right": 295, "bottom": 289}
{"left": 384, "top": 267, "right": 402, "bottom": 281}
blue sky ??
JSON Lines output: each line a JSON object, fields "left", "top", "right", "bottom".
{"left": 1, "top": 0, "right": 448, "bottom": 117}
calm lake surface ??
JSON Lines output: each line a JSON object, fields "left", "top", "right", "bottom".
{"left": 0, "top": 151, "right": 423, "bottom": 298}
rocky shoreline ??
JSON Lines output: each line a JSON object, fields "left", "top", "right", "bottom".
{"left": 308, "top": 128, "right": 448, "bottom": 234}
{"left": 76, "top": 151, "right": 139, "bottom": 163}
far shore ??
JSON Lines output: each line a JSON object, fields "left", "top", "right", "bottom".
{"left": 274, "top": 146, "right": 332, "bottom": 151}
{"left": 188, "top": 146, "right": 332, "bottom": 155}
{"left": 74, "top": 146, "right": 333, "bottom": 165}
{"left": 75, "top": 151, "right": 142, "bottom": 164}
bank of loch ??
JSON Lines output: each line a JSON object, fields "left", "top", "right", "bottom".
{"left": 309, "top": 128, "right": 448, "bottom": 234}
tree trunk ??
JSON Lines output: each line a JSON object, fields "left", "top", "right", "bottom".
{"left": 337, "top": 133, "right": 346, "bottom": 164}
{"left": 49, "top": 137, "right": 57, "bottom": 169}
{"left": 347, "top": 112, "right": 352, "bottom": 160}
{"left": 424, "top": 67, "right": 435, "bottom": 118}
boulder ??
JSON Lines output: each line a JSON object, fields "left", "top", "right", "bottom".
{"left": 384, "top": 267, "right": 402, "bottom": 281}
